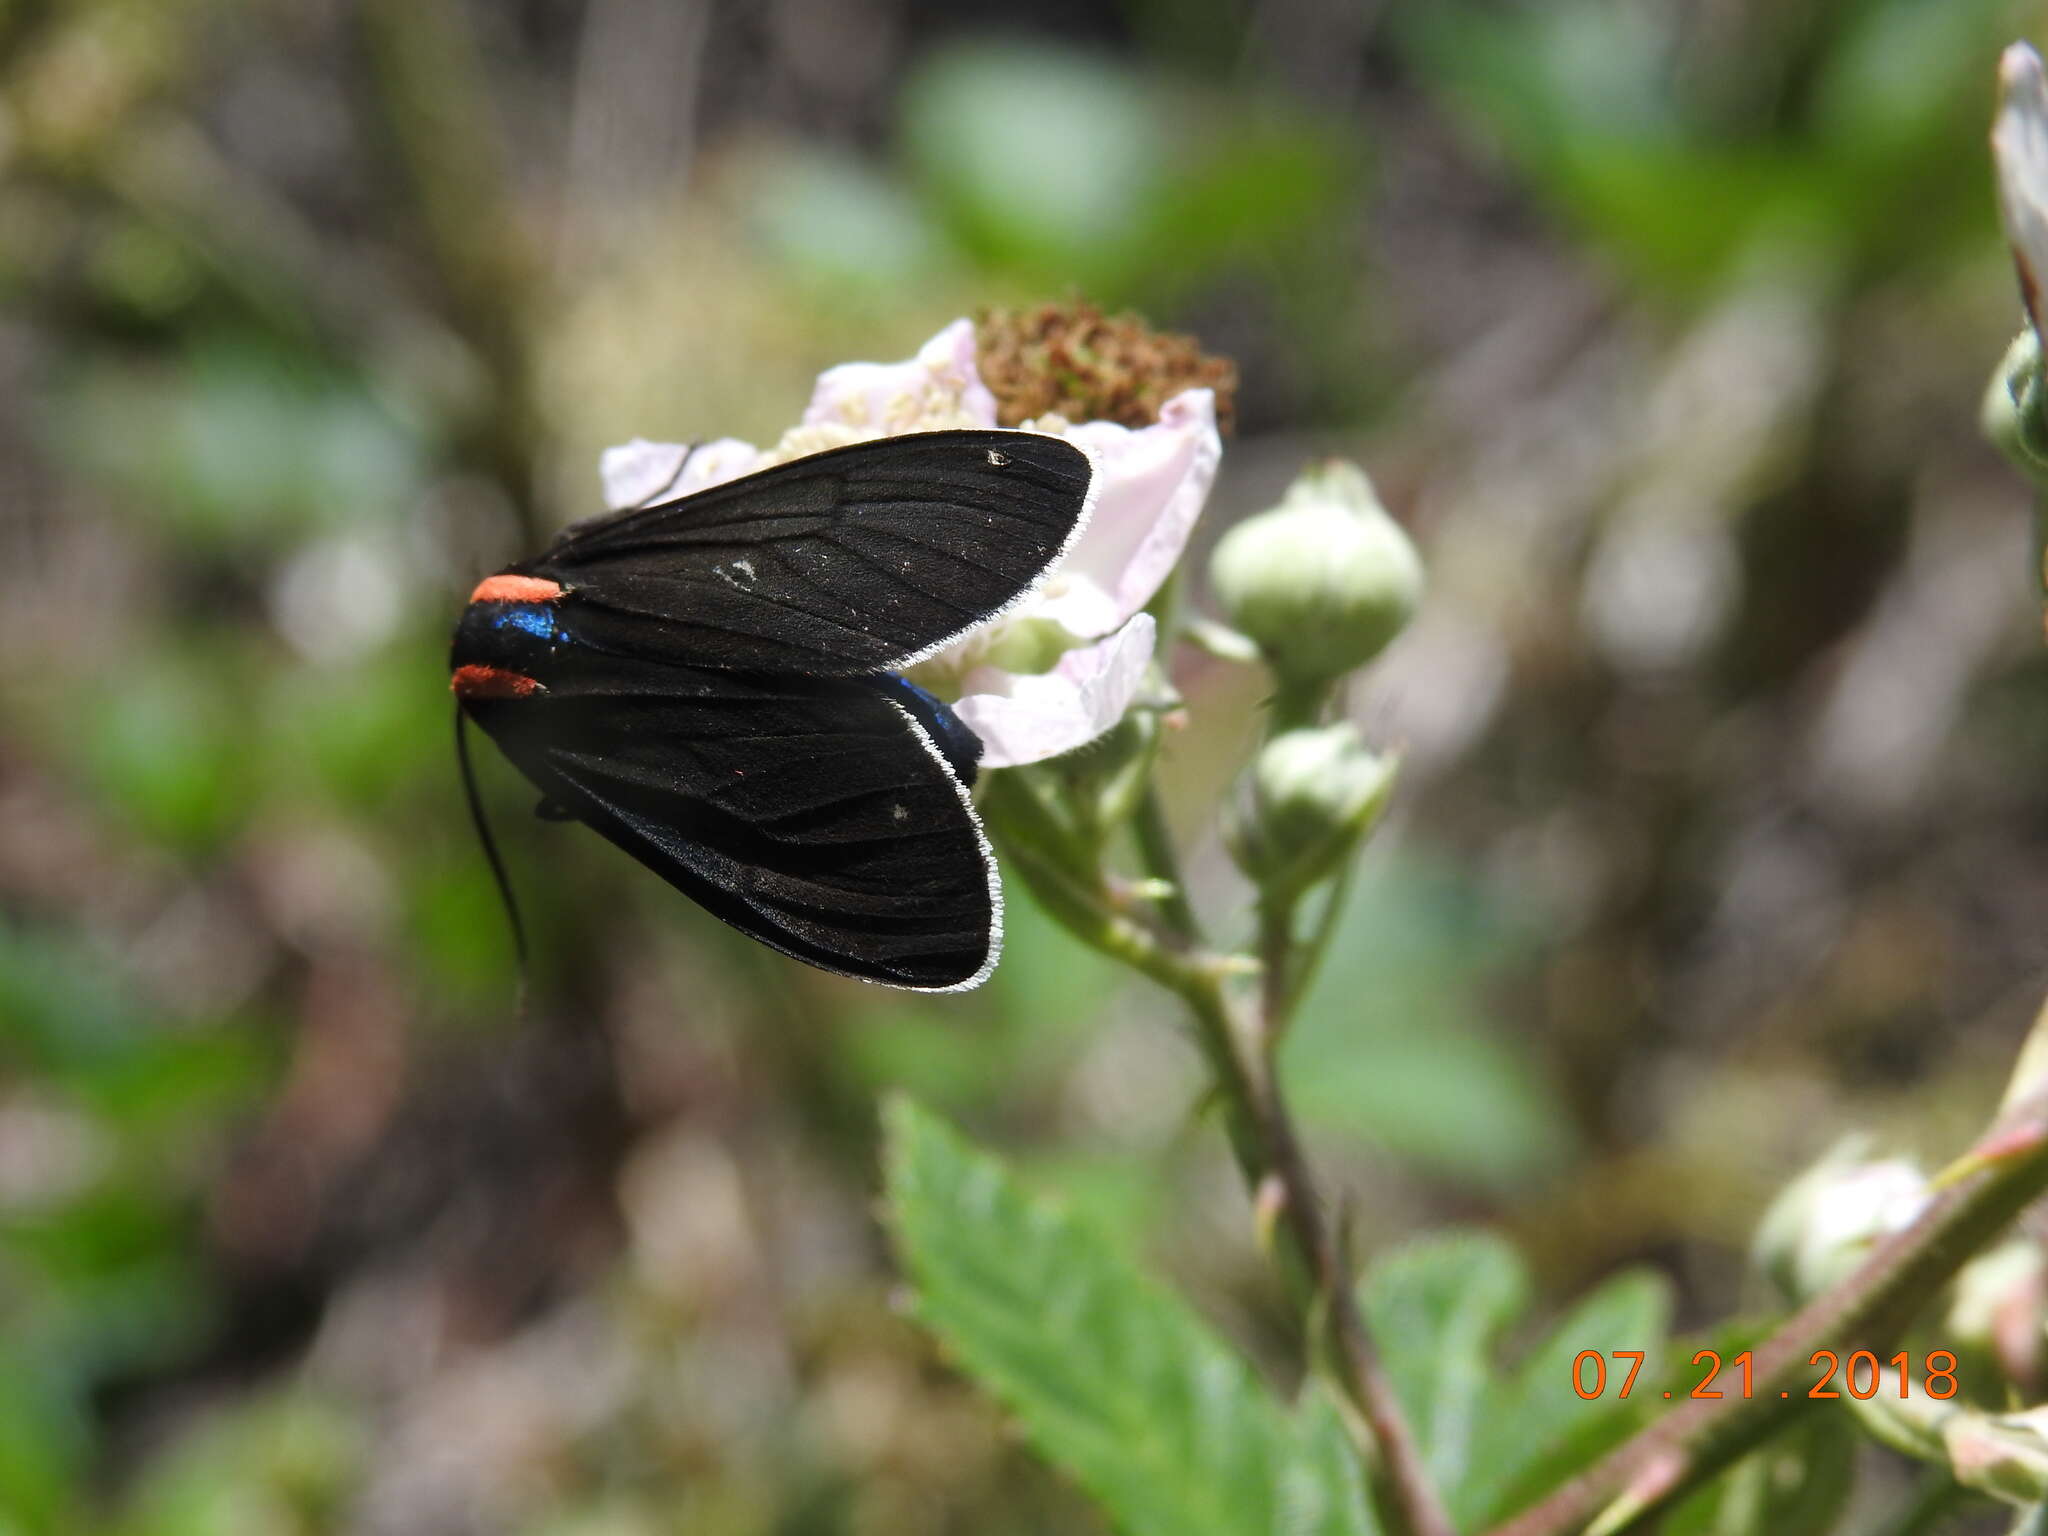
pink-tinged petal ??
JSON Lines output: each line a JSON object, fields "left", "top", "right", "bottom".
{"left": 599, "top": 436, "right": 763, "bottom": 509}
{"left": 668, "top": 437, "right": 769, "bottom": 496}
{"left": 1032, "top": 389, "right": 1221, "bottom": 638}
{"left": 954, "top": 613, "right": 1156, "bottom": 768}
{"left": 600, "top": 438, "right": 692, "bottom": 510}
{"left": 1996, "top": 43, "right": 2048, "bottom": 339}
{"left": 802, "top": 318, "right": 998, "bottom": 436}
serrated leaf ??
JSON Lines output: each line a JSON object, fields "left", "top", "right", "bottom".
{"left": 1463, "top": 1271, "right": 1672, "bottom": 1526}
{"left": 1362, "top": 1231, "right": 1528, "bottom": 1493}
{"left": 883, "top": 1096, "right": 1377, "bottom": 1536}
{"left": 1361, "top": 1233, "right": 1674, "bottom": 1528}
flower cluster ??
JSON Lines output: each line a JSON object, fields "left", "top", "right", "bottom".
{"left": 597, "top": 320, "right": 1222, "bottom": 768}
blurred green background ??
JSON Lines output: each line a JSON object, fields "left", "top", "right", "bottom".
{"left": 1, "top": 0, "right": 2045, "bottom": 1530}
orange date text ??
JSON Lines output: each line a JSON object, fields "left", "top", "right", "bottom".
{"left": 1570, "top": 1349, "right": 1958, "bottom": 1401}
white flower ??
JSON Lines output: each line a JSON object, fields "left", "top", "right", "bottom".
{"left": 1994, "top": 41, "right": 2048, "bottom": 341}
{"left": 596, "top": 319, "right": 1222, "bottom": 767}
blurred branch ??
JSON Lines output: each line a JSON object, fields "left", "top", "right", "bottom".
{"left": 1487, "top": 1030, "right": 2048, "bottom": 1536}
{"left": 561, "top": 0, "right": 709, "bottom": 267}
{"left": 359, "top": 0, "right": 545, "bottom": 542}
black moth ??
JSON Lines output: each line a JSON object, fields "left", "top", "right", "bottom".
{"left": 450, "top": 429, "right": 1096, "bottom": 992}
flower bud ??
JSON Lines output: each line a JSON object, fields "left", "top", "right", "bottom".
{"left": 1983, "top": 326, "right": 2048, "bottom": 482}
{"left": 1752, "top": 1142, "right": 1930, "bottom": 1304}
{"left": 1209, "top": 459, "right": 1423, "bottom": 685}
{"left": 1228, "top": 724, "right": 1397, "bottom": 898}
{"left": 1945, "top": 1406, "right": 2048, "bottom": 1504}
{"left": 1949, "top": 1238, "right": 2047, "bottom": 1393}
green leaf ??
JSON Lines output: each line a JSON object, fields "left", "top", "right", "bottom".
{"left": 896, "top": 39, "right": 1359, "bottom": 306}
{"left": 1395, "top": 0, "right": 2010, "bottom": 292}
{"left": 72, "top": 649, "right": 258, "bottom": 853}
{"left": 1361, "top": 1232, "right": 1673, "bottom": 1528}
{"left": 899, "top": 42, "right": 1166, "bottom": 296}
{"left": 44, "top": 339, "right": 424, "bottom": 551}
{"left": 1664, "top": 1409, "right": 1858, "bottom": 1536}
{"left": 1464, "top": 1271, "right": 1672, "bottom": 1526}
{"left": 883, "top": 1096, "right": 1377, "bottom": 1536}
{"left": 1363, "top": 1232, "right": 1528, "bottom": 1495}
{"left": 750, "top": 149, "right": 952, "bottom": 288}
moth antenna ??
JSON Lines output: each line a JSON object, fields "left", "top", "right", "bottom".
{"left": 456, "top": 704, "right": 530, "bottom": 1006}
{"left": 664, "top": 440, "right": 704, "bottom": 500}
{"left": 627, "top": 440, "right": 706, "bottom": 508}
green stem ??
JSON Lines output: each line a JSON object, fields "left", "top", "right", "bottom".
{"left": 983, "top": 788, "right": 1258, "bottom": 1175}
{"left": 1488, "top": 1092, "right": 2048, "bottom": 1536}
{"left": 1132, "top": 784, "right": 1203, "bottom": 944}
{"left": 1235, "top": 971, "right": 1453, "bottom": 1536}
{"left": 1145, "top": 562, "right": 1189, "bottom": 655}
{"left": 1256, "top": 888, "right": 1300, "bottom": 1042}
{"left": 983, "top": 836, "right": 1168, "bottom": 988}
{"left": 987, "top": 767, "right": 1096, "bottom": 880}
{"left": 1269, "top": 676, "right": 1334, "bottom": 735}
{"left": 983, "top": 779, "right": 1454, "bottom": 1536}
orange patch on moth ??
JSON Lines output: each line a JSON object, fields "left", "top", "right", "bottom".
{"left": 451, "top": 664, "right": 544, "bottom": 699}
{"left": 469, "top": 573, "right": 564, "bottom": 605}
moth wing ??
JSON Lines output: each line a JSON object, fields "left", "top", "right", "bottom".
{"left": 531, "top": 430, "right": 1093, "bottom": 676}
{"left": 468, "top": 667, "right": 998, "bottom": 991}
